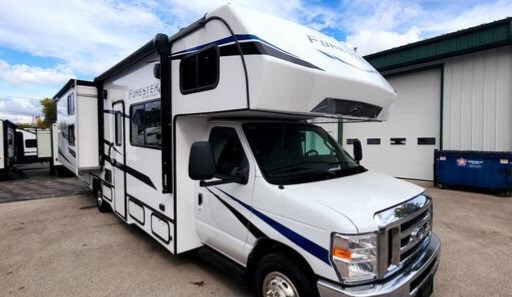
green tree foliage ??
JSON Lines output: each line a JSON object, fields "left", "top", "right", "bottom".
{"left": 40, "top": 98, "right": 56, "bottom": 128}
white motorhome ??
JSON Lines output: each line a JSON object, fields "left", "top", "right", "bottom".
{"left": 16, "top": 128, "right": 53, "bottom": 163}
{"left": 0, "top": 119, "right": 17, "bottom": 177}
{"left": 55, "top": 5, "right": 440, "bottom": 297}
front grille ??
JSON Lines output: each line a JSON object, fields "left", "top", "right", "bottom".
{"left": 374, "top": 194, "right": 433, "bottom": 279}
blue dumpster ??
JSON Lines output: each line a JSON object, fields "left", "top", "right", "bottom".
{"left": 434, "top": 150, "right": 512, "bottom": 196}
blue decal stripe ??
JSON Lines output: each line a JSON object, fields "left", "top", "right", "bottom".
{"left": 215, "top": 187, "right": 331, "bottom": 265}
{"left": 172, "top": 34, "right": 297, "bottom": 58}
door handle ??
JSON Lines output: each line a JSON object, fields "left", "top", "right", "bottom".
{"left": 198, "top": 193, "right": 203, "bottom": 206}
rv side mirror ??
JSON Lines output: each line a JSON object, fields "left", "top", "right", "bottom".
{"left": 353, "top": 139, "right": 363, "bottom": 164}
{"left": 189, "top": 141, "right": 216, "bottom": 181}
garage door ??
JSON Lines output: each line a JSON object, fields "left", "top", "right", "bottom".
{"left": 342, "top": 69, "right": 441, "bottom": 180}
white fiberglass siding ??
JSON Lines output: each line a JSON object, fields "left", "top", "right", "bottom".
{"left": 443, "top": 47, "right": 512, "bottom": 151}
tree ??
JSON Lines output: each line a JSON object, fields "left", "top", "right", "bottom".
{"left": 40, "top": 97, "right": 56, "bottom": 128}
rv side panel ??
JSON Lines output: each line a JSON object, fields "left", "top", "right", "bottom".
{"left": 56, "top": 87, "right": 78, "bottom": 174}
{"left": 51, "top": 123, "right": 62, "bottom": 166}
{"left": 76, "top": 85, "right": 100, "bottom": 170}
{"left": 101, "top": 54, "right": 177, "bottom": 253}
{"left": 36, "top": 129, "right": 52, "bottom": 158}
{"left": 174, "top": 116, "right": 208, "bottom": 253}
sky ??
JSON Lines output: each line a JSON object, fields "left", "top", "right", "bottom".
{"left": 0, "top": 0, "right": 511, "bottom": 123}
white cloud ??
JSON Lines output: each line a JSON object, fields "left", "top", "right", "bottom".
{"left": 346, "top": 27, "right": 422, "bottom": 56}
{"left": 0, "top": 0, "right": 509, "bottom": 88}
{"left": 421, "top": 0, "right": 512, "bottom": 35}
{"left": 340, "top": 0, "right": 512, "bottom": 55}
{"left": 0, "top": 96, "right": 41, "bottom": 123}
{"left": 0, "top": 0, "right": 173, "bottom": 76}
{"left": 0, "top": 59, "right": 74, "bottom": 85}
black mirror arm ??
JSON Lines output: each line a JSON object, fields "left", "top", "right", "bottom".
{"left": 199, "top": 176, "right": 244, "bottom": 187}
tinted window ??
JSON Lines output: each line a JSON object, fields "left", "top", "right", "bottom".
{"left": 209, "top": 127, "right": 248, "bottom": 180}
{"left": 25, "top": 139, "right": 37, "bottom": 148}
{"left": 130, "top": 100, "right": 161, "bottom": 148}
{"left": 144, "top": 101, "right": 161, "bottom": 146}
{"left": 67, "top": 93, "right": 75, "bottom": 115}
{"left": 180, "top": 45, "right": 219, "bottom": 94}
{"left": 68, "top": 125, "right": 75, "bottom": 145}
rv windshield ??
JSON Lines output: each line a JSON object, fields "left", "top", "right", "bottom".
{"left": 243, "top": 122, "right": 366, "bottom": 185}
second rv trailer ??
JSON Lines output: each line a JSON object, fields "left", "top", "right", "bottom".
{"left": 0, "top": 119, "right": 17, "bottom": 176}
{"left": 55, "top": 5, "right": 440, "bottom": 297}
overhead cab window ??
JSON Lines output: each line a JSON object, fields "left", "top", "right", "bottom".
{"left": 130, "top": 100, "right": 161, "bottom": 148}
{"left": 180, "top": 45, "right": 219, "bottom": 94}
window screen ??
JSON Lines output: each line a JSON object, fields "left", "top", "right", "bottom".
{"left": 130, "top": 100, "right": 161, "bottom": 148}
{"left": 180, "top": 45, "right": 219, "bottom": 94}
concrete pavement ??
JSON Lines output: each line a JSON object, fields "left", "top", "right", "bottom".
{"left": 1, "top": 182, "right": 511, "bottom": 296}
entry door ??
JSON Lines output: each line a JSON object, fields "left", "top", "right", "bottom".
{"left": 112, "top": 101, "right": 126, "bottom": 219}
{"left": 195, "top": 126, "right": 255, "bottom": 264}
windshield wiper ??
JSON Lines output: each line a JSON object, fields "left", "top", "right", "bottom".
{"left": 267, "top": 161, "right": 331, "bottom": 175}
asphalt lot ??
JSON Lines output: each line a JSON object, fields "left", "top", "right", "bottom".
{"left": 1, "top": 178, "right": 511, "bottom": 296}
{"left": 0, "top": 163, "right": 90, "bottom": 203}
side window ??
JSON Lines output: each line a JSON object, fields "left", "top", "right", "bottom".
{"left": 209, "top": 127, "right": 248, "bottom": 180}
{"left": 180, "top": 45, "right": 219, "bottom": 94}
{"left": 130, "top": 100, "right": 161, "bottom": 148}
{"left": 115, "top": 112, "right": 123, "bottom": 146}
{"left": 144, "top": 101, "right": 161, "bottom": 146}
{"left": 67, "top": 93, "right": 75, "bottom": 115}
{"left": 302, "top": 131, "right": 335, "bottom": 156}
{"left": 130, "top": 104, "right": 145, "bottom": 146}
{"left": 25, "top": 139, "right": 37, "bottom": 148}
{"left": 68, "top": 125, "right": 75, "bottom": 145}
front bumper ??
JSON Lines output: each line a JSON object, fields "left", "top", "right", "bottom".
{"left": 318, "top": 233, "right": 441, "bottom": 297}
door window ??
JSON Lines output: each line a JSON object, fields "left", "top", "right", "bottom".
{"left": 115, "top": 111, "right": 123, "bottom": 146}
{"left": 209, "top": 127, "right": 248, "bottom": 182}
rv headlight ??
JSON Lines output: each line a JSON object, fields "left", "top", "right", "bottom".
{"left": 331, "top": 233, "right": 378, "bottom": 284}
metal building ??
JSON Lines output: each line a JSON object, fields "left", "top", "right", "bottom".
{"left": 341, "top": 17, "right": 512, "bottom": 181}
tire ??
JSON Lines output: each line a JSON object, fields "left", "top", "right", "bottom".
{"left": 253, "top": 253, "right": 317, "bottom": 297}
{"left": 95, "top": 184, "right": 111, "bottom": 213}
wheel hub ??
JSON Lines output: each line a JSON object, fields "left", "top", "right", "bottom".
{"left": 263, "top": 272, "right": 299, "bottom": 297}
{"left": 97, "top": 191, "right": 103, "bottom": 206}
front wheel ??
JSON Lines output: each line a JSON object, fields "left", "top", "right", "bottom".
{"left": 253, "top": 253, "right": 317, "bottom": 297}
{"left": 95, "top": 184, "right": 111, "bottom": 213}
